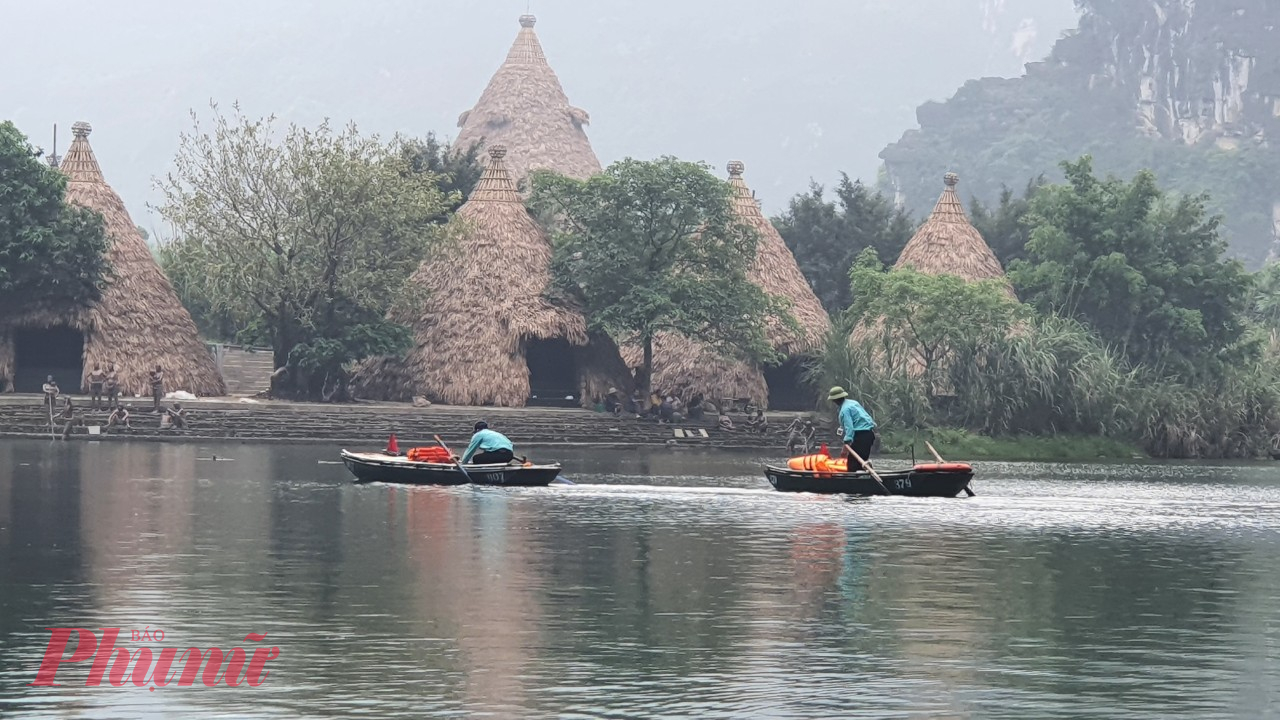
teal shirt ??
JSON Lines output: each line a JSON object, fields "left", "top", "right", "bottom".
{"left": 838, "top": 399, "right": 876, "bottom": 441}
{"left": 461, "top": 429, "right": 514, "bottom": 463}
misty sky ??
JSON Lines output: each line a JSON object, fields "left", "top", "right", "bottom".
{"left": 2, "top": 0, "right": 1079, "bottom": 231}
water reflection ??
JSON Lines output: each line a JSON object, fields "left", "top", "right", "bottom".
{"left": 0, "top": 440, "right": 1277, "bottom": 718}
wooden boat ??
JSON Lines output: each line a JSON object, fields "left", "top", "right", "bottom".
{"left": 341, "top": 450, "right": 561, "bottom": 487}
{"left": 764, "top": 461, "right": 975, "bottom": 497}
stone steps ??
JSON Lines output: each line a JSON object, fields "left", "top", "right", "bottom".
{"left": 0, "top": 400, "right": 796, "bottom": 449}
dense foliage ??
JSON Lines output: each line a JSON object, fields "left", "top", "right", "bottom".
{"left": 157, "top": 107, "right": 453, "bottom": 401}
{"left": 1009, "top": 158, "right": 1252, "bottom": 377}
{"left": 530, "top": 157, "right": 794, "bottom": 397}
{"left": 772, "top": 175, "right": 914, "bottom": 314}
{"left": 0, "top": 121, "right": 110, "bottom": 309}
{"left": 813, "top": 157, "right": 1280, "bottom": 459}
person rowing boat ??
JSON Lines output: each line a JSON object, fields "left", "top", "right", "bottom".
{"left": 828, "top": 386, "right": 877, "bottom": 469}
{"left": 459, "top": 421, "right": 516, "bottom": 465}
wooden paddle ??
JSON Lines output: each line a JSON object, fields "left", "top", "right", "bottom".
{"left": 925, "top": 440, "right": 975, "bottom": 497}
{"left": 844, "top": 444, "right": 891, "bottom": 496}
{"left": 433, "top": 434, "right": 473, "bottom": 483}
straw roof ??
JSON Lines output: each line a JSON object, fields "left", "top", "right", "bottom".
{"left": 351, "top": 146, "right": 627, "bottom": 406}
{"left": 894, "top": 173, "right": 1015, "bottom": 296}
{"left": 456, "top": 14, "right": 602, "bottom": 183}
{"left": 730, "top": 161, "right": 831, "bottom": 355}
{"left": 621, "top": 336, "right": 768, "bottom": 407}
{"left": 0, "top": 122, "right": 225, "bottom": 396}
{"left": 849, "top": 173, "right": 1016, "bottom": 385}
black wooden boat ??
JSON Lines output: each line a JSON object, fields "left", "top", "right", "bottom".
{"left": 764, "top": 462, "right": 975, "bottom": 497}
{"left": 341, "top": 450, "right": 562, "bottom": 487}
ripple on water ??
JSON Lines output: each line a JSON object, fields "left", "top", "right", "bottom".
{"left": 1, "top": 443, "right": 1279, "bottom": 718}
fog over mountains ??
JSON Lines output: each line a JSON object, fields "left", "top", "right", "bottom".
{"left": 1, "top": 0, "right": 1079, "bottom": 229}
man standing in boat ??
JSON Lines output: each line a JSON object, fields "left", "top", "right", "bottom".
{"left": 460, "top": 421, "right": 516, "bottom": 465}
{"left": 829, "top": 387, "right": 877, "bottom": 469}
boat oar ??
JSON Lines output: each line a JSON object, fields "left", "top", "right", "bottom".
{"left": 844, "top": 444, "right": 891, "bottom": 496}
{"left": 925, "top": 440, "right": 975, "bottom": 497}
{"left": 433, "top": 434, "right": 473, "bottom": 484}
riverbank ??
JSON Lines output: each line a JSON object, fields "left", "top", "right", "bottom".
{"left": 0, "top": 394, "right": 1152, "bottom": 461}
{"left": 880, "top": 428, "right": 1146, "bottom": 462}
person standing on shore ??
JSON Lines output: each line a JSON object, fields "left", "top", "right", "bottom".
{"left": 42, "top": 376, "right": 60, "bottom": 414}
{"left": 460, "top": 421, "right": 515, "bottom": 465}
{"left": 87, "top": 364, "right": 106, "bottom": 411}
{"left": 829, "top": 386, "right": 877, "bottom": 469}
{"left": 105, "top": 364, "right": 119, "bottom": 410}
{"left": 149, "top": 365, "right": 165, "bottom": 413}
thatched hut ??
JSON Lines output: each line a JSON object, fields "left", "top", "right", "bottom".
{"left": 893, "top": 172, "right": 1014, "bottom": 294}
{"left": 0, "top": 122, "right": 224, "bottom": 396}
{"left": 732, "top": 161, "right": 831, "bottom": 408}
{"left": 848, "top": 173, "right": 1016, "bottom": 385}
{"left": 621, "top": 162, "right": 834, "bottom": 410}
{"left": 352, "top": 146, "right": 628, "bottom": 407}
{"left": 455, "top": 14, "right": 602, "bottom": 183}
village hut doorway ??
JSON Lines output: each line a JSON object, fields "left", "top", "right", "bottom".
{"left": 13, "top": 327, "right": 84, "bottom": 393}
{"left": 526, "top": 338, "right": 578, "bottom": 407}
{"left": 764, "top": 359, "right": 816, "bottom": 412}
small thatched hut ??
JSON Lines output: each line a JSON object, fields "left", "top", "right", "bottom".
{"left": 352, "top": 146, "right": 628, "bottom": 407}
{"left": 848, "top": 173, "right": 1016, "bottom": 384}
{"left": 893, "top": 172, "right": 1014, "bottom": 295}
{"left": 456, "top": 14, "right": 601, "bottom": 183}
{"left": 0, "top": 122, "right": 224, "bottom": 396}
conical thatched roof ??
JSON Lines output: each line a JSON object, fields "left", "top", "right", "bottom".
{"left": 352, "top": 146, "right": 627, "bottom": 406}
{"left": 0, "top": 122, "right": 225, "bottom": 396}
{"left": 456, "top": 14, "right": 602, "bottom": 182}
{"left": 894, "top": 173, "right": 1015, "bottom": 297}
{"left": 730, "top": 161, "right": 831, "bottom": 355}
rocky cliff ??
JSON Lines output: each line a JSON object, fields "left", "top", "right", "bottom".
{"left": 881, "top": 0, "right": 1280, "bottom": 266}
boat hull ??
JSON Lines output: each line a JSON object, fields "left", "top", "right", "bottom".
{"left": 342, "top": 451, "right": 561, "bottom": 487}
{"left": 764, "top": 465, "right": 974, "bottom": 497}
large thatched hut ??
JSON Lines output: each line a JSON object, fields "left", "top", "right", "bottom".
{"left": 0, "top": 122, "right": 224, "bottom": 396}
{"left": 352, "top": 146, "right": 628, "bottom": 407}
{"left": 456, "top": 14, "right": 601, "bottom": 183}
{"left": 893, "top": 172, "right": 1014, "bottom": 294}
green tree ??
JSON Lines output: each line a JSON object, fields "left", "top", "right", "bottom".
{"left": 530, "top": 157, "right": 794, "bottom": 397}
{"left": 773, "top": 175, "right": 914, "bottom": 314}
{"left": 968, "top": 176, "right": 1045, "bottom": 267}
{"left": 0, "top": 121, "right": 109, "bottom": 308}
{"left": 157, "top": 106, "right": 454, "bottom": 401}
{"left": 847, "top": 249, "right": 1026, "bottom": 401}
{"left": 1009, "top": 157, "right": 1251, "bottom": 377}
{"left": 402, "top": 132, "right": 483, "bottom": 216}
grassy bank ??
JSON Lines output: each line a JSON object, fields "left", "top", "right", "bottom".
{"left": 878, "top": 427, "right": 1146, "bottom": 462}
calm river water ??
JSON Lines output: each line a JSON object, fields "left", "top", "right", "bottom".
{"left": 1, "top": 439, "right": 1278, "bottom": 718}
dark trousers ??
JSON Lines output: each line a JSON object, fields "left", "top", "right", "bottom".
{"left": 843, "top": 430, "right": 876, "bottom": 469}
{"left": 471, "top": 449, "right": 514, "bottom": 465}
{"left": 90, "top": 383, "right": 103, "bottom": 409}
